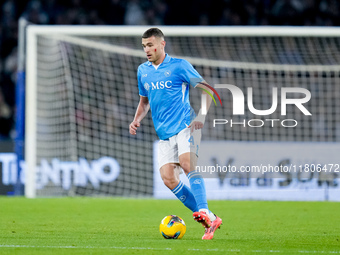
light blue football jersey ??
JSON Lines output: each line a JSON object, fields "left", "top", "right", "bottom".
{"left": 137, "top": 54, "right": 203, "bottom": 140}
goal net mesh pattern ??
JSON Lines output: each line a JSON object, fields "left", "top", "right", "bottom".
{"left": 30, "top": 29, "right": 340, "bottom": 196}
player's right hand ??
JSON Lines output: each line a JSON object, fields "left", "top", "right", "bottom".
{"left": 129, "top": 121, "right": 140, "bottom": 135}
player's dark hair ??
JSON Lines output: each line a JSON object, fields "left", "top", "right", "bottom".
{"left": 142, "top": 28, "right": 164, "bottom": 39}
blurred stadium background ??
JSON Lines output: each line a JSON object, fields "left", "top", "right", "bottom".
{"left": 0, "top": 0, "right": 340, "bottom": 199}
{"left": 1, "top": 2, "right": 340, "bottom": 254}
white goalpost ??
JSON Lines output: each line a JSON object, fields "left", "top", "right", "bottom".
{"left": 23, "top": 25, "right": 340, "bottom": 198}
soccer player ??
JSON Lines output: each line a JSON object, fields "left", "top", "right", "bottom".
{"left": 129, "top": 28, "right": 222, "bottom": 240}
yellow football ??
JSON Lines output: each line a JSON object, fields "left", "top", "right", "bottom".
{"left": 159, "top": 215, "right": 186, "bottom": 239}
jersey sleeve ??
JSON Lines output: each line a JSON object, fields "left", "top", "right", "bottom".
{"left": 180, "top": 59, "right": 203, "bottom": 87}
{"left": 137, "top": 66, "right": 148, "bottom": 97}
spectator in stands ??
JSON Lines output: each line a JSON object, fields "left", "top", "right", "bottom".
{"left": 0, "top": 89, "right": 13, "bottom": 139}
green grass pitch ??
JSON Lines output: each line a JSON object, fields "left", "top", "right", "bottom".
{"left": 0, "top": 197, "right": 339, "bottom": 255}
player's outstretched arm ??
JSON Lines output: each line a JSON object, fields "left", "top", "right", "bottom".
{"left": 188, "top": 81, "right": 213, "bottom": 131}
{"left": 129, "top": 96, "right": 150, "bottom": 135}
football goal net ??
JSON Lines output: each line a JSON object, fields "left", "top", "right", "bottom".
{"left": 21, "top": 26, "right": 340, "bottom": 198}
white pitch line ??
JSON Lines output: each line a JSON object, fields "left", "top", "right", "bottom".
{"left": 0, "top": 245, "right": 339, "bottom": 254}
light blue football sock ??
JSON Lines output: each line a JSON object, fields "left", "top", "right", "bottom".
{"left": 187, "top": 171, "right": 209, "bottom": 211}
{"left": 171, "top": 181, "right": 198, "bottom": 212}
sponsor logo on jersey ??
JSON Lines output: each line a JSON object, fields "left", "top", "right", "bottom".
{"left": 144, "top": 80, "right": 173, "bottom": 91}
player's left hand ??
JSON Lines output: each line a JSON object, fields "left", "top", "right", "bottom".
{"left": 188, "top": 121, "right": 204, "bottom": 132}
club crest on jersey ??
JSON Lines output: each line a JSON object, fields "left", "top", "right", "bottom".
{"left": 144, "top": 83, "right": 150, "bottom": 91}
{"left": 164, "top": 70, "right": 171, "bottom": 77}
